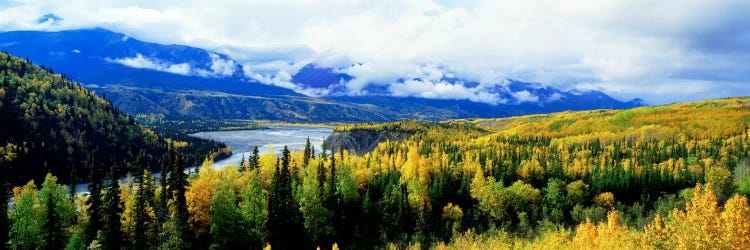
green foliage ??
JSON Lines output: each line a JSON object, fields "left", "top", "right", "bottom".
{"left": 238, "top": 169, "right": 267, "bottom": 248}
{"left": 102, "top": 166, "right": 124, "bottom": 250}
{"left": 298, "top": 161, "right": 333, "bottom": 243}
{"left": 705, "top": 165, "right": 736, "bottom": 203}
{"left": 8, "top": 174, "right": 75, "bottom": 250}
{"left": 63, "top": 231, "right": 87, "bottom": 250}
{"left": 267, "top": 146, "right": 306, "bottom": 249}
{"left": 9, "top": 181, "right": 44, "bottom": 249}
{"left": 0, "top": 52, "right": 167, "bottom": 186}
{"left": 209, "top": 182, "right": 243, "bottom": 249}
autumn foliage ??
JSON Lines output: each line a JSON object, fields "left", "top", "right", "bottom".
{"left": 3, "top": 97, "right": 750, "bottom": 248}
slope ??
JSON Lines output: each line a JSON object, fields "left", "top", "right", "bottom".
{"left": 0, "top": 52, "right": 166, "bottom": 185}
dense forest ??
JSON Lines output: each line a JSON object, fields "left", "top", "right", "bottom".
{"left": 2, "top": 96, "right": 750, "bottom": 249}
{"left": 0, "top": 52, "right": 228, "bottom": 186}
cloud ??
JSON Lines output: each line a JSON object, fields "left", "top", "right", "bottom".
{"left": 511, "top": 90, "right": 539, "bottom": 104}
{"left": 106, "top": 53, "right": 191, "bottom": 75}
{"left": 388, "top": 78, "right": 503, "bottom": 104}
{"left": 195, "top": 53, "right": 237, "bottom": 77}
{"left": 1, "top": 0, "right": 749, "bottom": 104}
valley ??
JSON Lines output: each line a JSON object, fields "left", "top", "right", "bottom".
{"left": 1, "top": 3, "right": 748, "bottom": 249}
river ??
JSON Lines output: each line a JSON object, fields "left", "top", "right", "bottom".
{"left": 72, "top": 125, "right": 332, "bottom": 193}
{"left": 190, "top": 125, "right": 333, "bottom": 168}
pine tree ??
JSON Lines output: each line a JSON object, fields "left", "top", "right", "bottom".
{"left": 304, "top": 137, "right": 312, "bottom": 167}
{"left": 43, "top": 183, "right": 62, "bottom": 250}
{"left": 169, "top": 147, "right": 190, "bottom": 248}
{"left": 69, "top": 165, "right": 77, "bottom": 202}
{"left": 239, "top": 153, "right": 246, "bottom": 172}
{"left": 157, "top": 154, "right": 169, "bottom": 226}
{"left": 0, "top": 145, "right": 11, "bottom": 249}
{"left": 103, "top": 165, "right": 123, "bottom": 250}
{"left": 194, "top": 149, "right": 202, "bottom": 175}
{"left": 267, "top": 146, "right": 306, "bottom": 249}
{"left": 132, "top": 151, "right": 150, "bottom": 250}
{"left": 85, "top": 150, "right": 104, "bottom": 242}
{"left": 251, "top": 146, "right": 260, "bottom": 170}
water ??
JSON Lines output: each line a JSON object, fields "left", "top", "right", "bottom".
{"left": 190, "top": 125, "right": 333, "bottom": 168}
{"left": 73, "top": 125, "right": 332, "bottom": 193}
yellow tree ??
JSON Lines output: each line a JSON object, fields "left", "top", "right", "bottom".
{"left": 666, "top": 184, "right": 725, "bottom": 249}
{"left": 569, "top": 211, "right": 645, "bottom": 250}
{"left": 186, "top": 168, "right": 219, "bottom": 238}
{"left": 720, "top": 195, "right": 750, "bottom": 249}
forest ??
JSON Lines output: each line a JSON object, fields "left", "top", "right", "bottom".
{"left": 0, "top": 52, "right": 230, "bottom": 186}
{"left": 2, "top": 95, "right": 750, "bottom": 249}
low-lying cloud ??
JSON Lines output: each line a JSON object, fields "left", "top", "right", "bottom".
{"left": 1, "top": 0, "right": 749, "bottom": 104}
{"left": 107, "top": 53, "right": 191, "bottom": 75}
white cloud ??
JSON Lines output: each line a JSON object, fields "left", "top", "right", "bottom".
{"left": 388, "top": 78, "right": 503, "bottom": 104}
{"left": 195, "top": 53, "right": 237, "bottom": 77}
{"left": 1, "top": 0, "right": 749, "bottom": 104}
{"left": 511, "top": 90, "right": 539, "bottom": 104}
{"left": 106, "top": 53, "right": 191, "bottom": 75}
{"left": 547, "top": 92, "right": 564, "bottom": 102}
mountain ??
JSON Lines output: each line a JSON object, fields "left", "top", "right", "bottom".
{"left": 0, "top": 52, "right": 167, "bottom": 185}
{"left": 0, "top": 28, "right": 642, "bottom": 122}
{"left": 295, "top": 64, "right": 641, "bottom": 118}
{"left": 0, "top": 28, "right": 292, "bottom": 96}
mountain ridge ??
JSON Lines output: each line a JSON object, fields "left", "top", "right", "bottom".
{"left": 0, "top": 28, "right": 643, "bottom": 121}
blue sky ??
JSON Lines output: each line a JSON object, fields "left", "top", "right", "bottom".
{"left": 1, "top": 0, "right": 749, "bottom": 104}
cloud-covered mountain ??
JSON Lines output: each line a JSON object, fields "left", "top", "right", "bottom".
{"left": 0, "top": 28, "right": 302, "bottom": 96}
{"left": 290, "top": 63, "right": 642, "bottom": 111}
{"left": 0, "top": 28, "right": 642, "bottom": 121}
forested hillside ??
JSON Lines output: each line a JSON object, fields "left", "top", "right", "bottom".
{"left": 0, "top": 52, "right": 168, "bottom": 185}
{"left": 3, "top": 97, "right": 750, "bottom": 249}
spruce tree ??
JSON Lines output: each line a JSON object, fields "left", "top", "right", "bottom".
{"left": 43, "top": 185, "right": 62, "bottom": 250}
{"left": 239, "top": 153, "right": 246, "bottom": 172}
{"left": 157, "top": 154, "right": 169, "bottom": 225}
{"left": 85, "top": 150, "right": 104, "bottom": 242}
{"left": 69, "top": 165, "right": 77, "bottom": 202}
{"left": 251, "top": 146, "right": 260, "bottom": 170}
{"left": 194, "top": 149, "right": 202, "bottom": 175}
{"left": 103, "top": 165, "right": 123, "bottom": 250}
{"left": 303, "top": 137, "right": 312, "bottom": 167}
{"left": 169, "top": 148, "right": 190, "bottom": 248}
{"left": 132, "top": 151, "right": 150, "bottom": 250}
{"left": 0, "top": 156, "right": 8, "bottom": 249}
{"left": 267, "top": 146, "right": 306, "bottom": 249}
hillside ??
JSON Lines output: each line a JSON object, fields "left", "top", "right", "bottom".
{"left": 98, "top": 85, "right": 393, "bottom": 122}
{"left": 0, "top": 52, "right": 167, "bottom": 185}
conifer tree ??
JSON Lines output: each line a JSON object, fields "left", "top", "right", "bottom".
{"left": 251, "top": 146, "right": 260, "bottom": 170}
{"left": 267, "top": 146, "right": 306, "bottom": 249}
{"left": 43, "top": 184, "right": 62, "bottom": 250}
{"left": 132, "top": 151, "right": 151, "bottom": 250}
{"left": 103, "top": 165, "right": 123, "bottom": 250}
{"left": 0, "top": 144, "right": 13, "bottom": 249}
{"left": 304, "top": 137, "right": 312, "bottom": 167}
{"left": 239, "top": 153, "right": 246, "bottom": 172}
{"left": 169, "top": 147, "right": 190, "bottom": 248}
{"left": 85, "top": 150, "right": 103, "bottom": 242}
{"left": 157, "top": 154, "right": 169, "bottom": 225}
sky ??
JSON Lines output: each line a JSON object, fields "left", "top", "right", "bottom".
{"left": 1, "top": 0, "right": 749, "bottom": 104}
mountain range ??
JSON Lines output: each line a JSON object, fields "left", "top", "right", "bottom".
{"left": 0, "top": 28, "right": 643, "bottom": 122}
